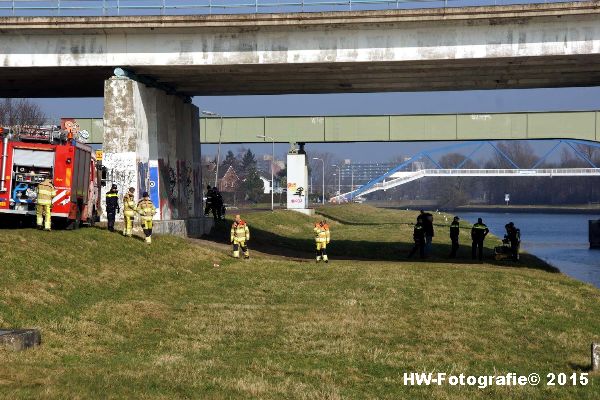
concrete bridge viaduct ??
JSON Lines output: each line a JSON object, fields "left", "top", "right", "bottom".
{"left": 2, "top": 1, "right": 600, "bottom": 234}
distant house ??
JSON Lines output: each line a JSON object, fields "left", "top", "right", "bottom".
{"left": 218, "top": 166, "right": 240, "bottom": 193}
{"left": 259, "top": 176, "right": 283, "bottom": 194}
{"left": 259, "top": 176, "right": 271, "bottom": 194}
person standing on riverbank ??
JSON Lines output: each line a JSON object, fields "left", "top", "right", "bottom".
{"left": 449, "top": 216, "right": 460, "bottom": 258}
{"left": 408, "top": 217, "right": 426, "bottom": 259}
{"left": 419, "top": 210, "right": 434, "bottom": 255}
{"left": 471, "top": 218, "right": 489, "bottom": 261}
{"left": 505, "top": 222, "right": 521, "bottom": 261}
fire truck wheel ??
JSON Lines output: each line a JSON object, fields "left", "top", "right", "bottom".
{"left": 73, "top": 211, "right": 81, "bottom": 230}
{"left": 89, "top": 207, "right": 97, "bottom": 227}
{"left": 74, "top": 200, "right": 84, "bottom": 229}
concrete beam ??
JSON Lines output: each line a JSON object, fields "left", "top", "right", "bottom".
{"left": 1, "top": 2, "right": 600, "bottom": 97}
{"left": 63, "top": 110, "right": 600, "bottom": 145}
{"left": 201, "top": 111, "right": 600, "bottom": 143}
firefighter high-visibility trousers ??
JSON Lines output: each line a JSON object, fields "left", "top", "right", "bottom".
{"left": 315, "top": 242, "right": 328, "bottom": 261}
{"left": 142, "top": 217, "right": 153, "bottom": 243}
{"left": 123, "top": 211, "right": 135, "bottom": 236}
{"left": 232, "top": 239, "right": 249, "bottom": 258}
{"left": 36, "top": 204, "right": 51, "bottom": 230}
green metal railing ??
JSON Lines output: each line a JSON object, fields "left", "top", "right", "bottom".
{"left": 0, "top": 0, "right": 579, "bottom": 16}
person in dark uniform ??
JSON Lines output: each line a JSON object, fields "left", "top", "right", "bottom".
{"left": 213, "top": 187, "right": 224, "bottom": 221}
{"left": 204, "top": 185, "right": 214, "bottom": 217}
{"left": 505, "top": 222, "right": 521, "bottom": 261}
{"left": 419, "top": 210, "right": 434, "bottom": 255}
{"left": 449, "top": 216, "right": 460, "bottom": 258}
{"left": 471, "top": 218, "right": 489, "bottom": 261}
{"left": 105, "top": 184, "right": 120, "bottom": 232}
{"left": 408, "top": 217, "right": 426, "bottom": 259}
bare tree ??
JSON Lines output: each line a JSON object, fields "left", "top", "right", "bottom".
{"left": 0, "top": 98, "right": 46, "bottom": 127}
{"left": 427, "top": 153, "right": 479, "bottom": 208}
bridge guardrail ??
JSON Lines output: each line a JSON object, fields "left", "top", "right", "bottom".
{"left": 0, "top": 0, "right": 583, "bottom": 17}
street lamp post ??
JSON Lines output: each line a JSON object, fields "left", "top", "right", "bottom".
{"left": 313, "top": 157, "right": 325, "bottom": 204}
{"left": 201, "top": 110, "right": 223, "bottom": 188}
{"left": 350, "top": 164, "right": 354, "bottom": 201}
{"left": 257, "top": 135, "right": 275, "bottom": 211}
{"left": 332, "top": 165, "right": 341, "bottom": 196}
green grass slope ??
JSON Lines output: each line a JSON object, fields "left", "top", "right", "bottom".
{"left": 215, "top": 206, "right": 552, "bottom": 269}
{"left": 0, "top": 206, "right": 598, "bottom": 399}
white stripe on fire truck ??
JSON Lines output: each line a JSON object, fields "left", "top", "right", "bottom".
{"left": 52, "top": 190, "right": 67, "bottom": 205}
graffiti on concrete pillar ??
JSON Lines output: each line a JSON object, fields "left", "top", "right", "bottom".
{"left": 177, "top": 160, "right": 194, "bottom": 217}
{"left": 169, "top": 166, "right": 178, "bottom": 204}
{"left": 100, "top": 152, "right": 137, "bottom": 220}
{"left": 158, "top": 158, "right": 177, "bottom": 219}
{"left": 137, "top": 161, "right": 148, "bottom": 195}
{"left": 154, "top": 158, "right": 196, "bottom": 220}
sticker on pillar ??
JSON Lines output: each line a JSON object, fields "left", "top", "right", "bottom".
{"left": 149, "top": 160, "right": 160, "bottom": 220}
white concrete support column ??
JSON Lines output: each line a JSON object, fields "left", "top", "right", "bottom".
{"left": 102, "top": 76, "right": 209, "bottom": 237}
{"left": 287, "top": 148, "right": 312, "bottom": 215}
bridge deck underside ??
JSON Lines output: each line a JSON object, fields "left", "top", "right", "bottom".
{"left": 3, "top": 54, "right": 600, "bottom": 97}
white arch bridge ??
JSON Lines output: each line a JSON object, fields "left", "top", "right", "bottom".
{"left": 345, "top": 168, "right": 600, "bottom": 199}
{"left": 330, "top": 140, "right": 600, "bottom": 202}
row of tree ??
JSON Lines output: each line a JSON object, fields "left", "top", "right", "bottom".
{"left": 0, "top": 99, "right": 46, "bottom": 127}
{"left": 204, "top": 149, "right": 265, "bottom": 203}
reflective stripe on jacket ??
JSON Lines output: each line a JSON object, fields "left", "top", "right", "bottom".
{"left": 136, "top": 199, "right": 156, "bottom": 221}
{"left": 314, "top": 223, "right": 330, "bottom": 243}
{"left": 37, "top": 179, "right": 56, "bottom": 206}
{"left": 106, "top": 191, "right": 119, "bottom": 211}
{"left": 123, "top": 193, "right": 137, "bottom": 216}
{"left": 471, "top": 223, "right": 489, "bottom": 241}
{"left": 231, "top": 221, "right": 250, "bottom": 242}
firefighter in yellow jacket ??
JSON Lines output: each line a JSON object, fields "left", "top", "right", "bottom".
{"left": 36, "top": 177, "right": 56, "bottom": 231}
{"left": 230, "top": 214, "right": 250, "bottom": 259}
{"left": 137, "top": 192, "right": 157, "bottom": 244}
{"left": 314, "top": 219, "right": 331, "bottom": 263}
{"left": 122, "top": 187, "right": 136, "bottom": 237}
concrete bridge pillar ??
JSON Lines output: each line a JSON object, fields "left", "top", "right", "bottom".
{"left": 102, "top": 75, "right": 210, "bottom": 237}
{"left": 286, "top": 143, "right": 312, "bottom": 215}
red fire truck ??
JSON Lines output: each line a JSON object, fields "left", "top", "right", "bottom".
{"left": 0, "top": 125, "right": 101, "bottom": 228}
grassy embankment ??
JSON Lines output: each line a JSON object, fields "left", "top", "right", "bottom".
{"left": 218, "top": 204, "right": 553, "bottom": 269}
{"left": 0, "top": 204, "right": 598, "bottom": 399}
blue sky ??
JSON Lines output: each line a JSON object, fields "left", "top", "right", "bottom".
{"left": 35, "top": 86, "right": 600, "bottom": 162}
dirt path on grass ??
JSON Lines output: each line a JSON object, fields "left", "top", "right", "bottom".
{"left": 188, "top": 237, "right": 314, "bottom": 263}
